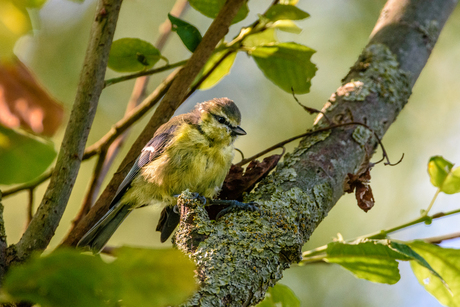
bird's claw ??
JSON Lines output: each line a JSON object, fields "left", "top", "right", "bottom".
{"left": 173, "top": 192, "right": 206, "bottom": 205}
{"left": 216, "top": 201, "right": 259, "bottom": 219}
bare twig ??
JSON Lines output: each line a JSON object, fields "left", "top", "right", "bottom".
{"left": 104, "top": 60, "right": 187, "bottom": 87}
{"left": 13, "top": 0, "right": 124, "bottom": 262}
{"left": 0, "top": 193, "right": 7, "bottom": 284}
{"left": 235, "top": 121, "right": 402, "bottom": 167}
{"left": 423, "top": 231, "right": 460, "bottom": 244}
{"left": 83, "top": 71, "right": 177, "bottom": 159}
{"left": 2, "top": 170, "right": 52, "bottom": 198}
{"left": 26, "top": 189, "right": 34, "bottom": 226}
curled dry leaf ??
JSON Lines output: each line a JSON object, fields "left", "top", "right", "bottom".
{"left": 203, "top": 154, "right": 282, "bottom": 219}
{"left": 0, "top": 58, "right": 63, "bottom": 136}
{"left": 344, "top": 167, "right": 375, "bottom": 212}
{"left": 219, "top": 154, "right": 283, "bottom": 201}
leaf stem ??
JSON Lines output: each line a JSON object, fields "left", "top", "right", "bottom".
{"left": 423, "top": 188, "right": 441, "bottom": 216}
{"left": 104, "top": 60, "right": 187, "bottom": 87}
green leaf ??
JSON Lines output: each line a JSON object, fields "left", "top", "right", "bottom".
{"left": 428, "top": 156, "right": 453, "bottom": 188}
{"left": 325, "top": 240, "right": 406, "bottom": 284}
{"left": 257, "top": 284, "right": 300, "bottom": 307}
{"left": 3, "top": 248, "right": 196, "bottom": 307}
{"left": 271, "top": 20, "right": 302, "bottom": 34}
{"left": 389, "top": 241, "right": 445, "bottom": 283}
{"left": 409, "top": 241, "right": 460, "bottom": 306}
{"left": 194, "top": 47, "right": 237, "bottom": 90}
{"left": 264, "top": 4, "right": 309, "bottom": 22}
{"left": 168, "top": 14, "right": 202, "bottom": 52}
{"left": 3, "top": 249, "right": 118, "bottom": 307}
{"left": 441, "top": 166, "right": 460, "bottom": 194}
{"left": 249, "top": 42, "right": 317, "bottom": 94}
{"left": 108, "top": 38, "right": 161, "bottom": 72}
{"left": 242, "top": 28, "right": 278, "bottom": 48}
{"left": 0, "top": 126, "right": 56, "bottom": 185}
{"left": 113, "top": 247, "right": 197, "bottom": 307}
{"left": 427, "top": 156, "right": 460, "bottom": 194}
{"left": 188, "top": 0, "right": 249, "bottom": 24}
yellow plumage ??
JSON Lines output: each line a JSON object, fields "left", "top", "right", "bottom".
{"left": 78, "top": 98, "right": 246, "bottom": 252}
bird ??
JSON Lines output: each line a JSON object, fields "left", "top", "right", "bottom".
{"left": 78, "top": 97, "right": 255, "bottom": 252}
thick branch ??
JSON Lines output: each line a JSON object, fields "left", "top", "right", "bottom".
{"left": 11, "top": 0, "right": 123, "bottom": 262}
{"left": 175, "top": 0, "right": 458, "bottom": 305}
{"left": 61, "top": 0, "right": 247, "bottom": 247}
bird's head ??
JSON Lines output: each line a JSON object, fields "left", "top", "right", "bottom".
{"left": 194, "top": 97, "right": 246, "bottom": 144}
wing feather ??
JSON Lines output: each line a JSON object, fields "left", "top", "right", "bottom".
{"left": 109, "top": 124, "right": 177, "bottom": 208}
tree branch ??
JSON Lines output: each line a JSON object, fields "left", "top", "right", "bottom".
{"left": 0, "top": 193, "right": 7, "bottom": 285}
{"left": 9, "top": 0, "right": 123, "bottom": 263}
{"left": 61, "top": 0, "right": 247, "bottom": 247}
{"left": 174, "top": 0, "right": 458, "bottom": 305}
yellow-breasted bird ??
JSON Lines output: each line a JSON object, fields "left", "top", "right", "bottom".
{"left": 78, "top": 98, "right": 256, "bottom": 252}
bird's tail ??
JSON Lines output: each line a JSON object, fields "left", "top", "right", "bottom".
{"left": 77, "top": 202, "right": 132, "bottom": 253}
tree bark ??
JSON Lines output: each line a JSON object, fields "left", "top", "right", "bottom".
{"left": 174, "top": 0, "right": 458, "bottom": 305}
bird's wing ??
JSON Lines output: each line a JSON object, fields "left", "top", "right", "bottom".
{"left": 109, "top": 124, "right": 178, "bottom": 208}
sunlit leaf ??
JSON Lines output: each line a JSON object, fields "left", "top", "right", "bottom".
{"left": 194, "top": 47, "right": 237, "bottom": 90}
{"left": 3, "top": 248, "right": 196, "bottom": 307}
{"left": 188, "top": 0, "right": 249, "bottom": 24}
{"left": 0, "top": 59, "right": 63, "bottom": 136}
{"left": 271, "top": 20, "right": 302, "bottom": 34}
{"left": 113, "top": 247, "right": 196, "bottom": 307}
{"left": 279, "top": 0, "right": 299, "bottom": 5}
{"left": 242, "top": 28, "right": 278, "bottom": 48}
{"left": 0, "top": 126, "right": 56, "bottom": 185}
{"left": 249, "top": 42, "right": 316, "bottom": 94}
{"left": 324, "top": 240, "right": 405, "bottom": 284}
{"left": 428, "top": 156, "right": 453, "bottom": 188}
{"left": 441, "top": 166, "right": 460, "bottom": 194}
{"left": 257, "top": 284, "right": 300, "bottom": 307}
{"left": 427, "top": 156, "right": 460, "bottom": 194}
{"left": 409, "top": 241, "right": 460, "bottom": 306}
{"left": 264, "top": 4, "right": 309, "bottom": 22}
{"left": 108, "top": 38, "right": 161, "bottom": 72}
{"left": 320, "top": 239, "right": 442, "bottom": 286}
{"left": 168, "top": 14, "right": 202, "bottom": 52}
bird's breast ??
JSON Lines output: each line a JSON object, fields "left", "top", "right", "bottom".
{"left": 140, "top": 130, "right": 234, "bottom": 203}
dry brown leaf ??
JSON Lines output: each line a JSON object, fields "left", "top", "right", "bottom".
{"left": 345, "top": 167, "right": 375, "bottom": 212}
{"left": 0, "top": 58, "right": 63, "bottom": 136}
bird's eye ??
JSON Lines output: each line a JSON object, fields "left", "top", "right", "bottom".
{"left": 217, "top": 116, "right": 226, "bottom": 124}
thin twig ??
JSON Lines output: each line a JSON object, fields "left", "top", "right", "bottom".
{"left": 26, "top": 189, "right": 34, "bottom": 226}
{"left": 83, "top": 71, "right": 177, "bottom": 159}
{"left": 291, "top": 88, "right": 331, "bottom": 124}
{"left": 2, "top": 170, "right": 52, "bottom": 198}
{"left": 302, "top": 208, "right": 460, "bottom": 261}
{"left": 236, "top": 121, "right": 401, "bottom": 167}
{"left": 0, "top": 193, "right": 8, "bottom": 284}
{"left": 104, "top": 60, "right": 187, "bottom": 87}
{"left": 423, "top": 231, "right": 460, "bottom": 244}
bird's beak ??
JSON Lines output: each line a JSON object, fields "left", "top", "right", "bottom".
{"left": 232, "top": 126, "right": 247, "bottom": 136}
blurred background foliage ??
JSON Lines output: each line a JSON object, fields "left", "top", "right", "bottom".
{"left": 1, "top": 0, "right": 460, "bottom": 306}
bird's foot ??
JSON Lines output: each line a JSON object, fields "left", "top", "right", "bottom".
{"left": 173, "top": 192, "right": 207, "bottom": 205}
{"left": 212, "top": 199, "right": 259, "bottom": 219}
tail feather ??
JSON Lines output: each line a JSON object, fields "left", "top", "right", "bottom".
{"left": 77, "top": 202, "right": 132, "bottom": 253}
